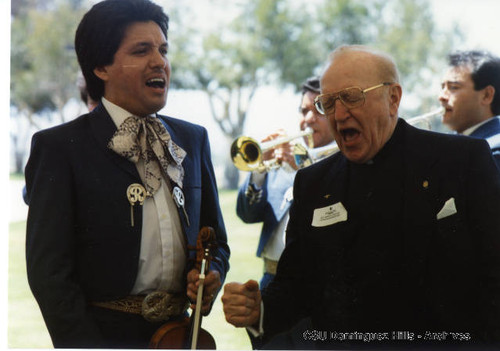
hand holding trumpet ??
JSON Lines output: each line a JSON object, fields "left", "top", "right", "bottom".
{"left": 260, "top": 129, "right": 299, "bottom": 171}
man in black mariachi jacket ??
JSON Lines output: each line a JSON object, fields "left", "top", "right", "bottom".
{"left": 25, "top": 0, "right": 229, "bottom": 348}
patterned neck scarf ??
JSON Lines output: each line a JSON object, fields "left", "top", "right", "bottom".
{"left": 108, "top": 115, "right": 186, "bottom": 196}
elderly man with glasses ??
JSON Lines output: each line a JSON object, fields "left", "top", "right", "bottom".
{"left": 222, "top": 45, "right": 500, "bottom": 349}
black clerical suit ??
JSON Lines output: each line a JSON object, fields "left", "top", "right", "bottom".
{"left": 261, "top": 119, "right": 500, "bottom": 349}
{"left": 25, "top": 104, "right": 230, "bottom": 348}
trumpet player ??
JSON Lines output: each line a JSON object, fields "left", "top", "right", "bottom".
{"left": 439, "top": 50, "right": 500, "bottom": 169}
{"left": 236, "top": 76, "right": 334, "bottom": 290}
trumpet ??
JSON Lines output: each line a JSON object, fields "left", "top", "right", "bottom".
{"left": 293, "top": 142, "right": 339, "bottom": 169}
{"left": 405, "top": 107, "right": 444, "bottom": 130}
{"left": 231, "top": 107, "right": 444, "bottom": 172}
{"left": 230, "top": 128, "right": 314, "bottom": 172}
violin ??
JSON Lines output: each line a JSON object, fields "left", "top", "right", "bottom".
{"left": 149, "top": 227, "right": 217, "bottom": 349}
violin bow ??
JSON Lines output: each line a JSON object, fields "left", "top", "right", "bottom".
{"left": 190, "top": 247, "right": 209, "bottom": 348}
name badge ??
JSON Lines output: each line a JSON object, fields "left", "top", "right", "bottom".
{"left": 311, "top": 202, "right": 348, "bottom": 227}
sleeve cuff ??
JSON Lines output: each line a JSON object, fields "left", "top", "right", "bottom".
{"left": 246, "top": 301, "right": 264, "bottom": 338}
{"left": 245, "top": 180, "right": 264, "bottom": 205}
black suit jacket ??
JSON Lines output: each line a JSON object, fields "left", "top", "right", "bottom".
{"left": 261, "top": 119, "right": 500, "bottom": 348}
{"left": 25, "top": 104, "right": 230, "bottom": 347}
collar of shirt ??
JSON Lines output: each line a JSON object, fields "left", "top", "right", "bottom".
{"left": 102, "top": 97, "right": 155, "bottom": 128}
{"left": 462, "top": 117, "right": 496, "bottom": 136}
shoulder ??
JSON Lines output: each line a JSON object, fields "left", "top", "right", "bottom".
{"left": 295, "top": 150, "right": 344, "bottom": 182}
{"left": 403, "top": 119, "right": 490, "bottom": 154}
{"left": 484, "top": 118, "right": 500, "bottom": 150}
{"left": 31, "top": 114, "right": 91, "bottom": 146}
{"left": 158, "top": 114, "right": 207, "bottom": 136}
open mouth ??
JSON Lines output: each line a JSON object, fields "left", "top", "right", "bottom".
{"left": 146, "top": 78, "right": 166, "bottom": 89}
{"left": 340, "top": 128, "right": 360, "bottom": 143}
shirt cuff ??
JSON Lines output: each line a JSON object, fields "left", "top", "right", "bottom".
{"left": 250, "top": 171, "right": 266, "bottom": 187}
{"left": 246, "top": 301, "right": 264, "bottom": 338}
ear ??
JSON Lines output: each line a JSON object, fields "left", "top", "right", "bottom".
{"left": 389, "top": 84, "right": 402, "bottom": 117}
{"left": 93, "top": 66, "right": 109, "bottom": 82}
{"left": 481, "top": 85, "right": 495, "bottom": 106}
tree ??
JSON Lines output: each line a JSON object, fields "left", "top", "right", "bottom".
{"left": 10, "top": 0, "right": 86, "bottom": 173}
{"left": 167, "top": 0, "right": 461, "bottom": 188}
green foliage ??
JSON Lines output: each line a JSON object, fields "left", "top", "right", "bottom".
{"left": 10, "top": 1, "right": 86, "bottom": 120}
{"left": 169, "top": 0, "right": 462, "bottom": 112}
{"left": 317, "top": 0, "right": 375, "bottom": 48}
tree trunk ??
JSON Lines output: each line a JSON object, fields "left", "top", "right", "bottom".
{"left": 223, "top": 160, "right": 240, "bottom": 190}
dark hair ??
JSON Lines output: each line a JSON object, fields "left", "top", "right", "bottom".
{"left": 75, "top": 0, "right": 169, "bottom": 101}
{"left": 76, "top": 72, "right": 89, "bottom": 105}
{"left": 448, "top": 50, "right": 500, "bottom": 115}
{"left": 301, "top": 76, "right": 320, "bottom": 95}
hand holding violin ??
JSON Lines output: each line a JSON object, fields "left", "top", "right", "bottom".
{"left": 187, "top": 268, "right": 221, "bottom": 315}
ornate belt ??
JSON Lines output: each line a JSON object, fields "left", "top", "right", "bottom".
{"left": 264, "top": 258, "right": 279, "bottom": 275}
{"left": 91, "top": 291, "right": 189, "bottom": 322}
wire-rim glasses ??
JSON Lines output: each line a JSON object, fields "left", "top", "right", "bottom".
{"left": 314, "top": 82, "right": 393, "bottom": 115}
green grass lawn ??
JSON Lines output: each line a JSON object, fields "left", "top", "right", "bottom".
{"left": 8, "top": 189, "right": 263, "bottom": 349}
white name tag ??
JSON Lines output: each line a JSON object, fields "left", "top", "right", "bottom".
{"left": 311, "top": 202, "right": 348, "bottom": 227}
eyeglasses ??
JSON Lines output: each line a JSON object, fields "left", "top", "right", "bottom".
{"left": 314, "top": 82, "right": 393, "bottom": 115}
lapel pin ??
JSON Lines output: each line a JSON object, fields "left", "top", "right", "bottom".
{"left": 324, "top": 194, "right": 331, "bottom": 199}
{"left": 127, "top": 183, "right": 146, "bottom": 227}
{"left": 422, "top": 180, "right": 429, "bottom": 189}
{"left": 173, "top": 186, "right": 190, "bottom": 227}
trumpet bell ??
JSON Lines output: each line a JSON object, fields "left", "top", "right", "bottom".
{"left": 230, "top": 128, "right": 314, "bottom": 172}
{"left": 230, "top": 136, "right": 263, "bottom": 172}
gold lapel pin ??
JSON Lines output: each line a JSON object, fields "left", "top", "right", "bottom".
{"left": 127, "top": 183, "right": 146, "bottom": 227}
{"left": 422, "top": 180, "right": 429, "bottom": 189}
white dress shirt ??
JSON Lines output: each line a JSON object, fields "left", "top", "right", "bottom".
{"left": 102, "top": 98, "right": 187, "bottom": 295}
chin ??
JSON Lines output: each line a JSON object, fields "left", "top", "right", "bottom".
{"left": 344, "top": 149, "right": 369, "bottom": 164}
{"left": 148, "top": 101, "right": 167, "bottom": 114}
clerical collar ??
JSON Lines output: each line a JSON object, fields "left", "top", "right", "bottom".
{"left": 350, "top": 118, "right": 404, "bottom": 167}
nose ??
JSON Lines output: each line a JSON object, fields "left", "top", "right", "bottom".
{"left": 304, "top": 109, "right": 318, "bottom": 124}
{"left": 438, "top": 87, "right": 449, "bottom": 104}
{"left": 332, "top": 99, "right": 350, "bottom": 123}
{"left": 150, "top": 49, "right": 168, "bottom": 69}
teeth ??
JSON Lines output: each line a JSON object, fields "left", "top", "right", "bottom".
{"left": 147, "top": 78, "right": 165, "bottom": 83}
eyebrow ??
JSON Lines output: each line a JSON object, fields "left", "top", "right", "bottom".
{"left": 131, "top": 41, "right": 168, "bottom": 50}
{"left": 442, "top": 80, "right": 464, "bottom": 86}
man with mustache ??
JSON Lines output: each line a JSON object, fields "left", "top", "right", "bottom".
{"left": 439, "top": 50, "right": 500, "bottom": 169}
{"left": 222, "top": 45, "right": 500, "bottom": 349}
{"left": 24, "top": 0, "right": 229, "bottom": 348}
